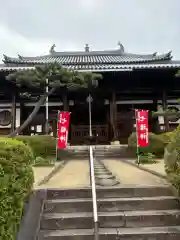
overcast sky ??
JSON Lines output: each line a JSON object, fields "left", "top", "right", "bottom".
{"left": 0, "top": 0, "right": 179, "bottom": 60}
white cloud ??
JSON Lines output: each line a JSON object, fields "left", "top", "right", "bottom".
{"left": 0, "top": 0, "right": 179, "bottom": 61}
{"left": 78, "top": 0, "right": 98, "bottom": 12}
{"left": 0, "top": 24, "right": 50, "bottom": 59}
{"left": 0, "top": 24, "right": 83, "bottom": 62}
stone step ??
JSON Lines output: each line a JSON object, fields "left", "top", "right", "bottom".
{"left": 56, "top": 146, "right": 132, "bottom": 159}
{"left": 44, "top": 196, "right": 179, "bottom": 213}
{"left": 38, "top": 226, "right": 180, "bottom": 240}
{"left": 41, "top": 209, "right": 180, "bottom": 230}
{"left": 46, "top": 185, "right": 173, "bottom": 200}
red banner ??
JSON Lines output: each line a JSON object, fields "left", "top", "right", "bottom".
{"left": 57, "top": 111, "right": 71, "bottom": 149}
{"left": 135, "top": 110, "right": 149, "bottom": 147}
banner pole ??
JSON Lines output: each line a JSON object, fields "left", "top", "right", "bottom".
{"left": 135, "top": 109, "right": 140, "bottom": 166}
{"left": 56, "top": 110, "right": 59, "bottom": 162}
{"left": 45, "top": 78, "right": 49, "bottom": 134}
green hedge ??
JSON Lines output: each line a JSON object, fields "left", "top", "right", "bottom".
{"left": 0, "top": 137, "right": 34, "bottom": 240}
{"left": 128, "top": 132, "right": 165, "bottom": 157}
{"left": 16, "top": 135, "right": 56, "bottom": 158}
{"left": 16, "top": 135, "right": 77, "bottom": 161}
{"left": 164, "top": 126, "right": 180, "bottom": 194}
{"left": 34, "top": 156, "right": 55, "bottom": 166}
{"left": 158, "top": 132, "right": 174, "bottom": 145}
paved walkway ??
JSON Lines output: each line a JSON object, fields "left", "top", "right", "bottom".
{"left": 33, "top": 166, "right": 55, "bottom": 186}
{"left": 135, "top": 159, "right": 166, "bottom": 176}
{"left": 102, "top": 159, "right": 168, "bottom": 185}
{"left": 34, "top": 159, "right": 167, "bottom": 189}
{"left": 40, "top": 160, "right": 90, "bottom": 188}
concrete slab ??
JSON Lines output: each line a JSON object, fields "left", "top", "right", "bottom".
{"left": 40, "top": 160, "right": 90, "bottom": 189}
{"left": 137, "top": 159, "right": 166, "bottom": 176}
{"left": 102, "top": 159, "right": 168, "bottom": 185}
{"left": 33, "top": 166, "right": 55, "bottom": 187}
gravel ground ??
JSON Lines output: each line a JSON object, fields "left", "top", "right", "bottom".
{"left": 102, "top": 159, "right": 168, "bottom": 185}
{"left": 40, "top": 160, "right": 90, "bottom": 189}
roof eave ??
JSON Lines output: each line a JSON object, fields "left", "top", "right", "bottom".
{"left": 0, "top": 63, "right": 180, "bottom": 72}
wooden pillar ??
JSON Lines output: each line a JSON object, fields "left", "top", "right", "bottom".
{"left": 63, "top": 92, "right": 69, "bottom": 111}
{"left": 110, "top": 98, "right": 113, "bottom": 140}
{"left": 162, "top": 90, "right": 169, "bottom": 132}
{"left": 11, "top": 92, "right": 16, "bottom": 132}
{"left": 110, "top": 91, "right": 117, "bottom": 141}
{"left": 152, "top": 99, "right": 159, "bottom": 133}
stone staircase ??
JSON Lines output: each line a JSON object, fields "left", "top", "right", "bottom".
{"left": 57, "top": 145, "right": 132, "bottom": 160}
{"left": 38, "top": 186, "right": 180, "bottom": 239}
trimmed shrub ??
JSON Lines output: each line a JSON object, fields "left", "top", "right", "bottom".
{"left": 16, "top": 135, "right": 56, "bottom": 158}
{"left": 34, "top": 156, "right": 55, "bottom": 166}
{"left": 158, "top": 132, "right": 174, "bottom": 145}
{"left": 135, "top": 152, "right": 156, "bottom": 164}
{"left": 164, "top": 125, "right": 180, "bottom": 194}
{"left": 128, "top": 132, "right": 165, "bottom": 157}
{"left": 0, "top": 137, "right": 34, "bottom": 240}
{"left": 16, "top": 135, "right": 80, "bottom": 161}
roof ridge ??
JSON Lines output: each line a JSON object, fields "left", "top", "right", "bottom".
{"left": 3, "top": 50, "right": 172, "bottom": 62}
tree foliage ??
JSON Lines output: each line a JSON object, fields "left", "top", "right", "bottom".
{"left": 0, "top": 137, "right": 34, "bottom": 240}
{"left": 152, "top": 69, "right": 180, "bottom": 119}
{"left": 7, "top": 63, "right": 102, "bottom": 137}
{"left": 175, "top": 69, "right": 180, "bottom": 78}
{"left": 7, "top": 63, "right": 102, "bottom": 94}
{"left": 152, "top": 109, "right": 180, "bottom": 118}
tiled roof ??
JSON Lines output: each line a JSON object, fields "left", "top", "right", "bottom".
{"left": 1, "top": 44, "right": 180, "bottom": 71}
{"left": 1, "top": 62, "right": 180, "bottom": 72}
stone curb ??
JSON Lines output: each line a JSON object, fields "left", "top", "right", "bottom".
{"left": 121, "top": 159, "right": 167, "bottom": 180}
{"left": 34, "top": 160, "right": 67, "bottom": 187}
{"left": 17, "top": 189, "right": 47, "bottom": 240}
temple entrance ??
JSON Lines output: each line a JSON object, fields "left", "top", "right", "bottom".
{"left": 116, "top": 108, "right": 134, "bottom": 144}
{"left": 70, "top": 98, "right": 109, "bottom": 145}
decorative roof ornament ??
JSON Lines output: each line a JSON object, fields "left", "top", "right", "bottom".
{"left": 3, "top": 54, "right": 9, "bottom": 61}
{"left": 166, "top": 51, "right": 172, "bottom": 58}
{"left": 49, "top": 44, "right": 56, "bottom": 54}
{"left": 18, "top": 54, "right": 23, "bottom": 60}
{"left": 117, "top": 41, "right": 125, "bottom": 52}
{"left": 85, "top": 44, "right": 90, "bottom": 52}
{"left": 2, "top": 54, "right": 12, "bottom": 63}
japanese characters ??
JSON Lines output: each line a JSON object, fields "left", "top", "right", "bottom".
{"left": 135, "top": 110, "right": 149, "bottom": 147}
{"left": 57, "top": 111, "right": 71, "bottom": 149}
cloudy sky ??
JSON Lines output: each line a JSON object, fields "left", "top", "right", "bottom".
{"left": 0, "top": 0, "right": 179, "bottom": 60}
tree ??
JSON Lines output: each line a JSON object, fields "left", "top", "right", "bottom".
{"left": 176, "top": 69, "right": 180, "bottom": 78}
{"left": 152, "top": 69, "right": 180, "bottom": 130}
{"left": 7, "top": 63, "right": 102, "bottom": 137}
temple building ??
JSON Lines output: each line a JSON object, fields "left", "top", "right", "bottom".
{"left": 0, "top": 42, "right": 180, "bottom": 144}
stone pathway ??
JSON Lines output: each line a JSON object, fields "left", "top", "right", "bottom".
{"left": 33, "top": 166, "right": 55, "bottom": 186}
{"left": 34, "top": 159, "right": 167, "bottom": 189}
{"left": 136, "top": 159, "right": 166, "bottom": 176}
{"left": 102, "top": 159, "right": 168, "bottom": 185}
{"left": 40, "top": 160, "right": 90, "bottom": 188}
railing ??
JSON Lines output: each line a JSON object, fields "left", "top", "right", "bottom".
{"left": 71, "top": 124, "right": 109, "bottom": 144}
{"left": 89, "top": 146, "right": 99, "bottom": 240}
